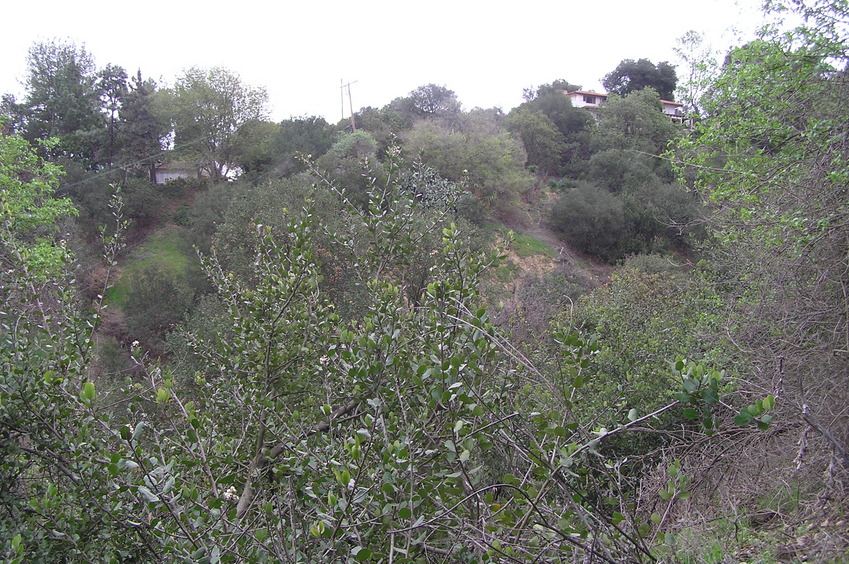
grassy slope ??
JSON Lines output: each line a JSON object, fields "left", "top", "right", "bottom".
{"left": 105, "top": 227, "right": 197, "bottom": 308}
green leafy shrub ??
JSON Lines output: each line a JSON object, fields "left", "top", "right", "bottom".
{"left": 124, "top": 263, "right": 195, "bottom": 350}
{"left": 571, "top": 266, "right": 733, "bottom": 438}
{"left": 316, "top": 131, "right": 383, "bottom": 209}
{"left": 172, "top": 205, "right": 191, "bottom": 227}
{"left": 550, "top": 181, "right": 627, "bottom": 262}
{"left": 183, "top": 181, "right": 240, "bottom": 252}
{"left": 2, "top": 131, "right": 747, "bottom": 563}
{"left": 402, "top": 115, "right": 535, "bottom": 210}
{"left": 587, "top": 148, "right": 656, "bottom": 193}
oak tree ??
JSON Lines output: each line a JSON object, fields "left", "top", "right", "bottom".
{"left": 603, "top": 58, "right": 678, "bottom": 101}
{"left": 167, "top": 66, "right": 269, "bottom": 182}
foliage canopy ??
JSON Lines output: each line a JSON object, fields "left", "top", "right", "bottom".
{"left": 602, "top": 58, "right": 678, "bottom": 101}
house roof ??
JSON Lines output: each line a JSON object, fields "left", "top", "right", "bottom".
{"left": 155, "top": 161, "right": 198, "bottom": 171}
{"left": 566, "top": 90, "right": 609, "bottom": 98}
{"left": 661, "top": 100, "right": 683, "bottom": 106}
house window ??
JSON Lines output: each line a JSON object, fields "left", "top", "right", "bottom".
{"left": 583, "top": 95, "right": 597, "bottom": 104}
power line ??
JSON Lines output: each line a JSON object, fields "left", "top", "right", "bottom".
{"left": 59, "top": 131, "right": 215, "bottom": 190}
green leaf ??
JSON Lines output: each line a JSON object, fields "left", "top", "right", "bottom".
{"left": 161, "top": 476, "right": 175, "bottom": 495}
{"left": 310, "top": 520, "right": 326, "bottom": 537}
{"left": 701, "top": 387, "right": 719, "bottom": 405}
{"left": 399, "top": 507, "right": 412, "bottom": 519}
{"left": 674, "top": 392, "right": 692, "bottom": 403}
{"left": 627, "top": 408, "right": 639, "bottom": 421}
{"left": 650, "top": 512, "right": 661, "bottom": 524}
{"left": 735, "top": 411, "right": 753, "bottom": 425}
{"left": 132, "top": 422, "right": 146, "bottom": 441}
{"left": 352, "top": 546, "right": 372, "bottom": 562}
{"left": 668, "top": 461, "right": 680, "bottom": 477}
{"left": 763, "top": 395, "right": 775, "bottom": 411}
{"left": 81, "top": 381, "right": 95, "bottom": 402}
{"left": 137, "top": 486, "right": 158, "bottom": 503}
{"left": 156, "top": 387, "right": 170, "bottom": 404}
{"left": 683, "top": 408, "right": 701, "bottom": 420}
{"left": 335, "top": 468, "right": 351, "bottom": 487}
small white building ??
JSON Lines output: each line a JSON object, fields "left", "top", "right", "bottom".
{"left": 565, "top": 90, "right": 609, "bottom": 109}
{"left": 566, "top": 89, "right": 689, "bottom": 125}
{"left": 153, "top": 162, "right": 201, "bottom": 184}
{"left": 660, "top": 100, "right": 687, "bottom": 124}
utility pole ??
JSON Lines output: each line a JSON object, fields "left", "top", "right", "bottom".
{"left": 340, "top": 79, "right": 358, "bottom": 131}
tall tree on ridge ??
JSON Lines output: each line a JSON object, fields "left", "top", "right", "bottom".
{"left": 167, "top": 66, "right": 268, "bottom": 183}
{"left": 95, "top": 63, "right": 129, "bottom": 168}
{"left": 603, "top": 58, "right": 678, "bottom": 100}
{"left": 409, "top": 83, "right": 461, "bottom": 121}
{"left": 18, "top": 39, "right": 103, "bottom": 166}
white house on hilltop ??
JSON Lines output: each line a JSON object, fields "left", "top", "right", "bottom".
{"left": 660, "top": 99, "right": 686, "bottom": 124}
{"left": 565, "top": 90, "right": 608, "bottom": 109}
{"left": 565, "top": 89, "right": 688, "bottom": 124}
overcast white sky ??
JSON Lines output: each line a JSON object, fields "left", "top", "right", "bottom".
{"left": 1, "top": 0, "right": 768, "bottom": 122}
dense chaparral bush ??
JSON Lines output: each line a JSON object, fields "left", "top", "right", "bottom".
{"left": 3, "top": 134, "right": 749, "bottom": 562}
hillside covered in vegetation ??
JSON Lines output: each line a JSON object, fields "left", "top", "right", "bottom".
{"left": 2, "top": 2, "right": 848, "bottom": 562}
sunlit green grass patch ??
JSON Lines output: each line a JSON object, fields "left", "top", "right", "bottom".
{"left": 105, "top": 229, "right": 198, "bottom": 308}
{"left": 508, "top": 231, "right": 558, "bottom": 258}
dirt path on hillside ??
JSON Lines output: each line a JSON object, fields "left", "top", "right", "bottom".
{"left": 92, "top": 185, "right": 201, "bottom": 347}
{"left": 500, "top": 209, "right": 614, "bottom": 287}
